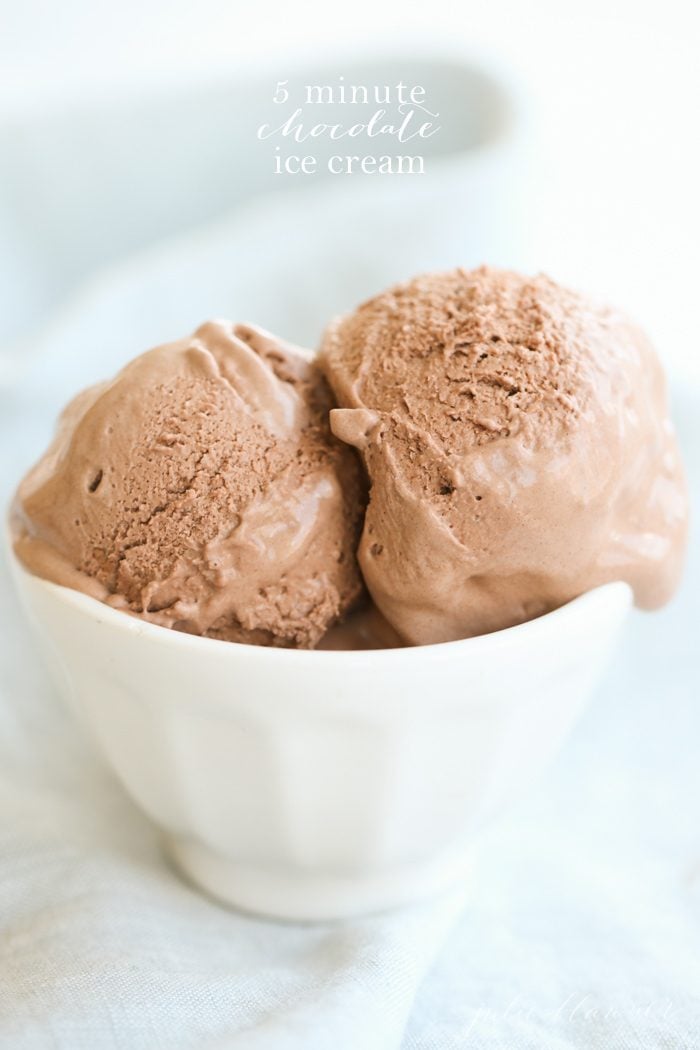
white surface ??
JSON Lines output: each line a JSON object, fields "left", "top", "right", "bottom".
{"left": 10, "top": 556, "right": 631, "bottom": 920}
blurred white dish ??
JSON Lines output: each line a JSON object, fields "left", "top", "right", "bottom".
{"left": 9, "top": 549, "right": 631, "bottom": 921}
{"left": 2, "top": 51, "right": 526, "bottom": 382}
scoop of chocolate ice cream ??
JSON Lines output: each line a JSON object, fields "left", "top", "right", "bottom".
{"left": 320, "top": 267, "right": 688, "bottom": 644}
{"left": 13, "top": 321, "right": 365, "bottom": 648}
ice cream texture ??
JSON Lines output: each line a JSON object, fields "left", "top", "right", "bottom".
{"left": 320, "top": 267, "right": 688, "bottom": 645}
{"left": 13, "top": 322, "right": 365, "bottom": 648}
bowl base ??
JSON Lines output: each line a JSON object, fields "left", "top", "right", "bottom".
{"left": 166, "top": 835, "right": 474, "bottom": 922}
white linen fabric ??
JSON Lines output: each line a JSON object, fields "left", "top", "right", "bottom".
{"left": 1, "top": 201, "right": 699, "bottom": 1049}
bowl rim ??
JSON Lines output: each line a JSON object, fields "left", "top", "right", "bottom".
{"left": 8, "top": 542, "right": 633, "bottom": 666}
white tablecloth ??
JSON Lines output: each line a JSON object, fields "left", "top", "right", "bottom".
{"left": 1, "top": 201, "right": 699, "bottom": 1049}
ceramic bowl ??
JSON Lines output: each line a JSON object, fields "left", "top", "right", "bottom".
{"left": 9, "top": 549, "right": 631, "bottom": 921}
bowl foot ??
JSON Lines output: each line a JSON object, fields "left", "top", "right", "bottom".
{"left": 166, "top": 835, "right": 473, "bottom": 921}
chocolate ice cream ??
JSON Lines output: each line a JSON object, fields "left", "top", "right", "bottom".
{"left": 13, "top": 321, "right": 364, "bottom": 648}
{"left": 320, "top": 267, "right": 688, "bottom": 645}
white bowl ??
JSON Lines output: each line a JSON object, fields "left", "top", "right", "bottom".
{"left": 9, "top": 551, "right": 631, "bottom": 921}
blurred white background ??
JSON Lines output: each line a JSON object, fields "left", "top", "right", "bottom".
{"left": 1, "top": 0, "right": 699, "bottom": 378}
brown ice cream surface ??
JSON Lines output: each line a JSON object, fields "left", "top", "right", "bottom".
{"left": 317, "top": 600, "right": 405, "bottom": 650}
{"left": 320, "top": 267, "right": 688, "bottom": 645}
{"left": 13, "top": 321, "right": 365, "bottom": 648}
